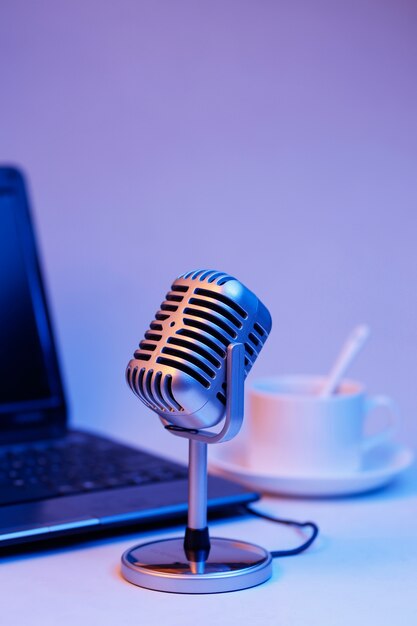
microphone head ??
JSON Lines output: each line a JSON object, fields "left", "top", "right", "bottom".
{"left": 126, "top": 270, "right": 272, "bottom": 430}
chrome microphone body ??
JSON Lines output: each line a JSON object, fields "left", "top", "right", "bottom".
{"left": 126, "top": 269, "right": 272, "bottom": 430}
{"left": 122, "top": 270, "right": 274, "bottom": 593}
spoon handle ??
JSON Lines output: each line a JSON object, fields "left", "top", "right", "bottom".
{"left": 320, "top": 325, "right": 370, "bottom": 397}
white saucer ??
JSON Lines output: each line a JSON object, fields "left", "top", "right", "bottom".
{"left": 208, "top": 441, "right": 414, "bottom": 497}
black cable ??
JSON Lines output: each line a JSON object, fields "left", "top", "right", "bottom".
{"left": 243, "top": 503, "right": 319, "bottom": 558}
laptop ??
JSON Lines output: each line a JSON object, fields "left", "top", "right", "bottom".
{"left": 0, "top": 166, "right": 258, "bottom": 550}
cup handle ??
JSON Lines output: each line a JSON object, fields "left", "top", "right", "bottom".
{"left": 362, "top": 395, "right": 400, "bottom": 452}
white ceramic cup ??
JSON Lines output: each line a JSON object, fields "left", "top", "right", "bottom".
{"left": 246, "top": 375, "right": 399, "bottom": 476}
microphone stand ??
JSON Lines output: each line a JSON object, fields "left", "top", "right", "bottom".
{"left": 175, "top": 342, "right": 247, "bottom": 569}
{"left": 121, "top": 344, "right": 272, "bottom": 593}
{"left": 186, "top": 439, "right": 208, "bottom": 573}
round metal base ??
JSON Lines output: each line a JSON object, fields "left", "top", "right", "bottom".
{"left": 121, "top": 537, "right": 272, "bottom": 594}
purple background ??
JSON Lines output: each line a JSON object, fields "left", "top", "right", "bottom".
{"left": 1, "top": 1, "right": 416, "bottom": 457}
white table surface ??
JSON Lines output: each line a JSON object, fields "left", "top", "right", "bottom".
{"left": 1, "top": 461, "right": 416, "bottom": 626}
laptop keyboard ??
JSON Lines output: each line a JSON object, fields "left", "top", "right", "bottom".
{"left": 0, "top": 432, "right": 188, "bottom": 507}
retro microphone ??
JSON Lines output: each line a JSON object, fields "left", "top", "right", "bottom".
{"left": 121, "top": 269, "right": 273, "bottom": 594}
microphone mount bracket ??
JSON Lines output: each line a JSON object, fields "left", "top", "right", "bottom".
{"left": 160, "top": 342, "right": 245, "bottom": 445}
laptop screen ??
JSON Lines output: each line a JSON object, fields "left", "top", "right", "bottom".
{"left": 0, "top": 192, "right": 52, "bottom": 403}
{"left": 0, "top": 169, "right": 66, "bottom": 440}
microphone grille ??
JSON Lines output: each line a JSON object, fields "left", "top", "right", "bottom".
{"left": 126, "top": 269, "right": 271, "bottom": 427}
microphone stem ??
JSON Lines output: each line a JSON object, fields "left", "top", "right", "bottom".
{"left": 188, "top": 439, "right": 208, "bottom": 530}
{"left": 184, "top": 439, "right": 210, "bottom": 565}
